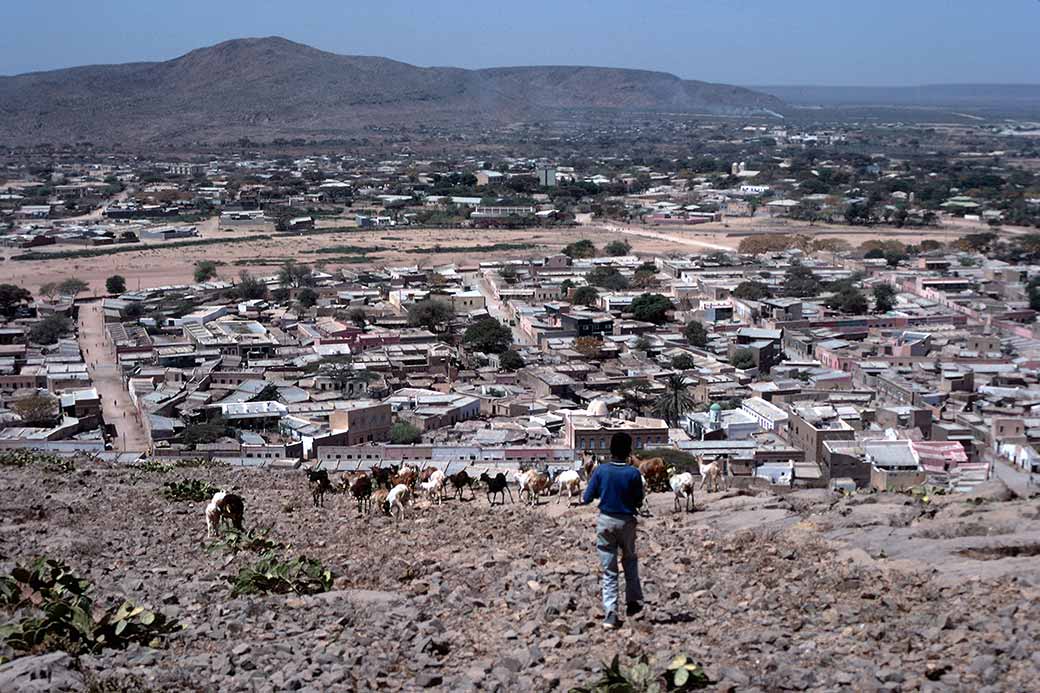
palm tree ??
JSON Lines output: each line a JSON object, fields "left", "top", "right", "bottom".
{"left": 653, "top": 373, "right": 695, "bottom": 427}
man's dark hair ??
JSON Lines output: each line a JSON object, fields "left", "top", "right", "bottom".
{"left": 610, "top": 432, "right": 633, "bottom": 461}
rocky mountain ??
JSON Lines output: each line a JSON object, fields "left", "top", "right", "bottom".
{"left": 0, "top": 37, "right": 784, "bottom": 145}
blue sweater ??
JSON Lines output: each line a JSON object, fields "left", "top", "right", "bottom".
{"left": 583, "top": 461, "right": 644, "bottom": 517}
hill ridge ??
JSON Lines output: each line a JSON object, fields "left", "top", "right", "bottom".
{"left": 0, "top": 36, "right": 783, "bottom": 145}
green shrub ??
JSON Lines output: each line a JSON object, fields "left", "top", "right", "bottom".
{"left": 161, "top": 479, "right": 219, "bottom": 502}
{"left": 229, "top": 552, "right": 333, "bottom": 596}
{"left": 569, "top": 653, "right": 711, "bottom": 693}
{"left": 207, "top": 527, "right": 284, "bottom": 555}
{"left": 0, "top": 558, "right": 181, "bottom": 658}
{"left": 132, "top": 459, "right": 173, "bottom": 474}
{"left": 0, "top": 450, "right": 75, "bottom": 474}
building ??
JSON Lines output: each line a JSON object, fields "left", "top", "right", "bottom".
{"left": 564, "top": 414, "right": 669, "bottom": 453}
{"left": 741, "top": 397, "right": 790, "bottom": 434}
{"left": 787, "top": 404, "right": 856, "bottom": 468}
{"left": 327, "top": 400, "right": 392, "bottom": 445}
{"left": 536, "top": 166, "right": 557, "bottom": 188}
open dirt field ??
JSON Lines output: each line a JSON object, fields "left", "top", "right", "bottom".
{"left": 1, "top": 461, "right": 1038, "bottom": 692}
{"left": 2, "top": 213, "right": 983, "bottom": 297}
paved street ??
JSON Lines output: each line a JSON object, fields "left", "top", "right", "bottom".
{"left": 77, "top": 301, "right": 150, "bottom": 453}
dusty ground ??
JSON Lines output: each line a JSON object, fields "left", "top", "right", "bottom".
{"left": 1, "top": 462, "right": 1038, "bottom": 692}
{"left": 3, "top": 213, "right": 973, "bottom": 297}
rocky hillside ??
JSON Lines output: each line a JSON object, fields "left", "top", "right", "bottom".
{"left": 1, "top": 459, "right": 1038, "bottom": 692}
{"left": 0, "top": 37, "right": 783, "bottom": 145}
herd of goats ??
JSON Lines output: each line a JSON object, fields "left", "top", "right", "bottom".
{"left": 204, "top": 455, "right": 730, "bottom": 535}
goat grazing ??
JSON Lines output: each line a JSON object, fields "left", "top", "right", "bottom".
{"left": 448, "top": 470, "right": 476, "bottom": 501}
{"left": 371, "top": 464, "right": 398, "bottom": 490}
{"left": 480, "top": 471, "right": 513, "bottom": 505}
{"left": 670, "top": 471, "right": 696, "bottom": 513}
{"left": 392, "top": 465, "right": 419, "bottom": 490}
{"left": 634, "top": 456, "right": 668, "bottom": 492}
{"left": 420, "top": 468, "right": 447, "bottom": 505}
{"left": 553, "top": 469, "right": 583, "bottom": 504}
{"left": 307, "top": 468, "right": 334, "bottom": 508}
{"left": 698, "top": 459, "right": 727, "bottom": 493}
{"left": 372, "top": 487, "right": 391, "bottom": 515}
{"left": 515, "top": 469, "right": 550, "bottom": 506}
{"left": 386, "top": 483, "right": 411, "bottom": 521}
{"left": 205, "top": 491, "right": 245, "bottom": 536}
{"left": 350, "top": 473, "right": 373, "bottom": 514}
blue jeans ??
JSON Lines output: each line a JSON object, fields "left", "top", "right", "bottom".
{"left": 595, "top": 514, "right": 643, "bottom": 616}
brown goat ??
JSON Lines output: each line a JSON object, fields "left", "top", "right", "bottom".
{"left": 634, "top": 456, "right": 668, "bottom": 493}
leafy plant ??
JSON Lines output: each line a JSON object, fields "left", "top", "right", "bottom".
{"left": 133, "top": 459, "right": 173, "bottom": 474}
{"left": 207, "top": 526, "right": 285, "bottom": 555}
{"left": 161, "top": 478, "right": 219, "bottom": 502}
{"left": 570, "top": 653, "right": 711, "bottom": 693}
{"left": 173, "top": 456, "right": 228, "bottom": 469}
{"left": 0, "top": 450, "right": 75, "bottom": 474}
{"left": 229, "top": 552, "right": 333, "bottom": 596}
{"left": 666, "top": 654, "right": 711, "bottom": 690}
{"left": 0, "top": 558, "right": 181, "bottom": 659}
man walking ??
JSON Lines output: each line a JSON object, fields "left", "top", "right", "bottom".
{"left": 582, "top": 431, "right": 644, "bottom": 629}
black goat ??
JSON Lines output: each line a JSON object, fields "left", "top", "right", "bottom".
{"left": 449, "top": 470, "right": 476, "bottom": 501}
{"left": 307, "top": 469, "right": 334, "bottom": 508}
{"left": 480, "top": 471, "right": 513, "bottom": 506}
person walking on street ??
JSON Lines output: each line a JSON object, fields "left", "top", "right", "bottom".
{"left": 582, "top": 431, "right": 644, "bottom": 629}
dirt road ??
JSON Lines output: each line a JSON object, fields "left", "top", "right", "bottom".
{"left": 77, "top": 301, "right": 150, "bottom": 453}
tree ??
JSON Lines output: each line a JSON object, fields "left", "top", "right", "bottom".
{"left": 0, "top": 284, "right": 32, "bottom": 318}
{"left": 630, "top": 293, "right": 673, "bottom": 324}
{"left": 297, "top": 288, "right": 319, "bottom": 309}
{"left": 105, "top": 275, "right": 126, "bottom": 294}
{"left": 57, "top": 279, "right": 88, "bottom": 298}
{"left": 732, "top": 281, "right": 772, "bottom": 301}
{"left": 236, "top": 271, "right": 268, "bottom": 301}
{"left": 604, "top": 240, "right": 631, "bottom": 257}
{"left": 563, "top": 239, "right": 597, "bottom": 259}
{"left": 864, "top": 248, "right": 886, "bottom": 260}
{"left": 29, "top": 313, "right": 71, "bottom": 345}
{"left": 38, "top": 282, "right": 59, "bottom": 302}
{"left": 632, "top": 262, "right": 659, "bottom": 288}
{"left": 348, "top": 307, "right": 367, "bottom": 328}
{"left": 634, "top": 335, "right": 653, "bottom": 353}
{"left": 730, "top": 349, "right": 756, "bottom": 370}
{"left": 499, "top": 266, "right": 519, "bottom": 285}
{"left": 873, "top": 284, "right": 897, "bottom": 313}
{"left": 390, "top": 421, "right": 422, "bottom": 445}
{"left": 194, "top": 261, "right": 218, "bottom": 283}
{"left": 462, "top": 317, "right": 513, "bottom": 354}
{"left": 563, "top": 286, "right": 596, "bottom": 310}
{"left": 179, "top": 417, "right": 230, "bottom": 448}
{"left": 782, "top": 264, "right": 822, "bottom": 298}
{"left": 279, "top": 260, "right": 315, "bottom": 289}
{"left": 884, "top": 249, "right": 908, "bottom": 267}
{"left": 671, "top": 353, "right": 697, "bottom": 370}
{"left": 587, "top": 267, "right": 629, "bottom": 291}
{"left": 10, "top": 393, "right": 58, "bottom": 426}
{"left": 684, "top": 320, "right": 708, "bottom": 348}
{"left": 653, "top": 373, "right": 695, "bottom": 426}
{"left": 499, "top": 350, "right": 524, "bottom": 371}
{"left": 574, "top": 336, "right": 604, "bottom": 359}
{"left": 408, "top": 299, "right": 453, "bottom": 332}
{"left": 738, "top": 234, "right": 793, "bottom": 255}
{"left": 320, "top": 357, "right": 376, "bottom": 394}
{"left": 825, "top": 287, "right": 868, "bottom": 314}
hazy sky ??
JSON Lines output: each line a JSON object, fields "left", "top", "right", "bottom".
{"left": 3, "top": 0, "right": 1038, "bottom": 85}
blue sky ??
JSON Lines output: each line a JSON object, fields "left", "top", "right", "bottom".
{"left": 3, "top": 0, "right": 1038, "bottom": 85}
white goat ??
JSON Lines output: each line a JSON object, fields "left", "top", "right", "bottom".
{"left": 205, "top": 491, "right": 244, "bottom": 536}
{"left": 386, "top": 483, "right": 411, "bottom": 521}
{"left": 553, "top": 470, "right": 582, "bottom": 504}
{"left": 670, "top": 472, "right": 696, "bottom": 513}
{"left": 698, "top": 459, "right": 726, "bottom": 493}
{"left": 420, "top": 469, "right": 447, "bottom": 505}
